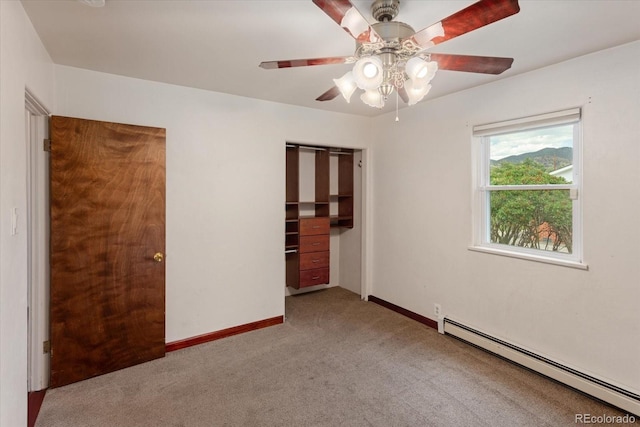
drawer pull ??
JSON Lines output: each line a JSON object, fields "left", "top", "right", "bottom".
{"left": 312, "top": 276, "right": 320, "bottom": 280}
{"left": 312, "top": 259, "right": 320, "bottom": 263}
{"left": 312, "top": 242, "right": 321, "bottom": 246}
{"left": 312, "top": 225, "right": 320, "bottom": 229}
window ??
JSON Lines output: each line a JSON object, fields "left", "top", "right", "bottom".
{"left": 471, "top": 108, "right": 585, "bottom": 269}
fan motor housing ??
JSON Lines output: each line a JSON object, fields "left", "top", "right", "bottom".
{"left": 355, "top": 21, "right": 415, "bottom": 54}
{"left": 371, "top": 0, "right": 400, "bottom": 22}
{"left": 372, "top": 21, "right": 415, "bottom": 42}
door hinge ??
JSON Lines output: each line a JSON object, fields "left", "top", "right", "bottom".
{"left": 43, "top": 340, "right": 51, "bottom": 354}
{"left": 43, "top": 138, "right": 51, "bottom": 152}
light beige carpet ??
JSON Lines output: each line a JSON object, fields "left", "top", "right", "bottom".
{"left": 36, "top": 287, "right": 636, "bottom": 426}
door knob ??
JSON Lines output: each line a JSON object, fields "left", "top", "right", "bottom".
{"left": 153, "top": 252, "right": 164, "bottom": 263}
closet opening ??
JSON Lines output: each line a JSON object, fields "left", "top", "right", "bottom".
{"left": 284, "top": 143, "right": 365, "bottom": 297}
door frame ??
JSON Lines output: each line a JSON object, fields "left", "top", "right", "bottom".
{"left": 361, "top": 146, "right": 373, "bottom": 298}
{"left": 25, "top": 90, "right": 50, "bottom": 391}
{"left": 284, "top": 141, "right": 372, "bottom": 299}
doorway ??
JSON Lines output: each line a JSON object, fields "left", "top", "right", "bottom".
{"left": 25, "top": 90, "right": 50, "bottom": 392}
{"left": 285, "top": 143, "right": 371, "bottom": 299}
{"left": 26, "top": 108, "right": 168, "bottom": 390}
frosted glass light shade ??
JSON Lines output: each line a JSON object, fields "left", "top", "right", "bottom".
{"left": 405, "top": 57, "right": 429, "bottom": 80}
{"left": 424, "top": 61, "right": 438, "bottom": 81}
{"left": 353, "top": 56, "right": 383, "bottom": 90}
{"left": 404, "top": 79, "right": 432, "bottom": 105}
{"left": 406, "top": 58, "right": 438, "bottom": 82}
{"left": 360, "top": 89, "right": 384, "bottom": 108}
{"left": 333, "top": 72, "right": 357, "bottom": 103}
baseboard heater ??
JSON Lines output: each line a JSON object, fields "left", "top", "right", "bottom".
{"left": 443, "top": 318, "right": 640, "bottom": 417}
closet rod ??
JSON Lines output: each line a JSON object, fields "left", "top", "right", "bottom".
{"left": 298, "top": 146, "right": 327, "bottom": 151}
{"left": 329, "top": 151, "right": 353, "bottom": 155}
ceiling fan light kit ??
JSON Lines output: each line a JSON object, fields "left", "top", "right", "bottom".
{"left": 260, "top": 0, "right": 520, "bottom": 110}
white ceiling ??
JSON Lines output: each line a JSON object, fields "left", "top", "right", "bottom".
{"left": 20, "top": 0, "right": 640, "bottom": 117}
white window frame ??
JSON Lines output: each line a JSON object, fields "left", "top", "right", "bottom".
{"left": 470, "top": 108, "right": 587, "bottom": 270}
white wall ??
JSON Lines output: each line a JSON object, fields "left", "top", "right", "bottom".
{"left": 54, "top": 65, "right": 372, "bottom": 342}
{"left": 0, "top": 1, "right": 54, "bottom": 425}
{"left": 370, "top": 41, "right": 640, "bottom": 394}
{"left": 3, "top": 4, "right": 638, "bottom": 424}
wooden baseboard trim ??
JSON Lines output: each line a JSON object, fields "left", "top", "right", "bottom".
{"left": 28, "top": 389, "right": 47, "bottom": 427}
{"left": 368, "top": 295, "right": 438, "bottom": 330}
{"left": 165, "top": 315, "right": 284, "bottom": 352}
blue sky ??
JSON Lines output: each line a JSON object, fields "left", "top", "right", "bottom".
{"left": 489, "top": 124, "right": 574, "bottom": 160}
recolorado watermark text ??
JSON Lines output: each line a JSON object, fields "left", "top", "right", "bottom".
{"left": 575, "top": 413, "right": 636, "bottom": 424}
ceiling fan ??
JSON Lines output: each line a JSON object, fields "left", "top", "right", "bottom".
{"left": 260, "top": 0, "right": 520, "bottom": 108}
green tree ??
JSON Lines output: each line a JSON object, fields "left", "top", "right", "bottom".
{"left": 490, "top": 159, "right": 572, "bottom": 253}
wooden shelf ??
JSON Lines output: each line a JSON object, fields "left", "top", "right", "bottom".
{"left": 330, "top": 215, "right": 354, "bottom": 226}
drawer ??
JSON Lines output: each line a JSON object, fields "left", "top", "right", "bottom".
{"left": 299, "top": 268, "right": 329, "bottom": 287}
{"left": 299, "top": 235, "right": 329, "bottom": 253}
{"left": 299, "top": 251, "right": 329, "bottom": 270}
{"left": 299, "top": 217, "right": 330, "bottom": 236}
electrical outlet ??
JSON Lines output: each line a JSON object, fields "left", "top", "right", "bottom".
{"left": 434, "top": 303, "right": 441, "bottom": 317}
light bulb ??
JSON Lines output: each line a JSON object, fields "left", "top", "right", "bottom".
{"left": 363, "top": 63, "right": 378, "bottom": 78}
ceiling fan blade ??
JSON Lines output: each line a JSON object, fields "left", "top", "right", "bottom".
{"left": 430, "top": 53, "right": 514, "bottom": 74}
{"left": 405, "top": 0, "right": 520, "bottom": 50}
{"left": 312, "top": 0, "right": 382, "bottom": 43}
{"left": 260, "top": 56, "right": 354, "bottom": 70}
{"left": 397, "top": 86, "right": 409, "bottom": 104}
{"left": 316, "top": 86, "right": 341, "bottom": 102}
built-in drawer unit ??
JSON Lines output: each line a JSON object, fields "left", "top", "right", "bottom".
{"left": 296, "top": 217, "right": 330, "bottom": 288}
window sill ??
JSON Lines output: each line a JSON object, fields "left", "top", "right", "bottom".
{"left": 468, "top": 245, "right": 588, "bottom": 270}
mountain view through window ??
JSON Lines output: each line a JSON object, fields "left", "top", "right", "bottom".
{"left": 488, "top": 124, "right": 574, "bottom": 253}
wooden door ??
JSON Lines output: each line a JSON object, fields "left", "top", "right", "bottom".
{"left": 49, "top": 116, "right": 166, "bottom": 388}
